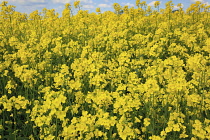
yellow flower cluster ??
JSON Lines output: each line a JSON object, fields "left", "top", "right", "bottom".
{"left": 0, "top": 0, "right": 210, "bottom": 139}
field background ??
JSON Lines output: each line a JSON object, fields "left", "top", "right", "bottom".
{"left": 0, "top": 1, "right": 210, "bottom": 139}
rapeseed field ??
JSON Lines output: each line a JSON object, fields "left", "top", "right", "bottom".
{"left": 0, "top": 0, "right": 210, "bottom": 139}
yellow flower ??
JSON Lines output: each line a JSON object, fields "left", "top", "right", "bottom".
{"left": 144, "top": 118, "right": 150, "bottom": 127}
{"left": 173, "top": 124, "right": 180, "bottom": 131}
{"left": 160, "top": 130, "right": 167, "bottom": 136}
{"left": 113, "top": 3, "right": 121, "bottom": 14}
{"left": 154, "top": 1, "right": 160, "bottom": 8}
{"left": 165, "top": 126, "right": 173, "bottom": 133}
{"left": 74, "top": 1, "right": 80, "bottom": 9}
{"left": 44, "top": 134, "right": 55, "bottom": 140}
{"left": 179, "top": 133, "right": 188, "bottom": 138}
{"left": 135, "top": 117, "right": 141, "bottom": 123}
{"left": 96, "top": 8, "right": 101, "bottom": 13}
{"left": 149, "top": 135, "right": 164, "bottom": 140}
{"left": 136, "top": 0, "right": 140, "bottom": 7}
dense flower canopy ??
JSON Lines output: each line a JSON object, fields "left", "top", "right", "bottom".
{"left": 0, "top": 0, "right": 210, "bottom": 139}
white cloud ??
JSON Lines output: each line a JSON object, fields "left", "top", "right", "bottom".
{"left": 55, "top": 5, "right": 63, "bottom": 10}
{"left": 80, "top": 0, "right": 93, "bottom": 3}
{"left": 190, "top": 0, "right": 209, "bottom": 5}
{"left": 173, "top": 3, "right": 184, "bottom": 9}
{"left": 30, "top": 0, "right": 46, "bottom": 2}
{"left": 122, "top": 3, "right": 134, "bottom": 7}
{"left": 204, "top": 2, "right": 209, "bottom": 5}
{"left": 148, "top": 1, "right": 163, "bottom": 7}
{"left": 51, "top": 0, "right": 93, "bottom": 4}
{"left": 190, "top": 0, "right": 204, "bottom": 2}
{"left": 7, "top": 0, "right": 48, "bottom": 9}
{"left": 83, "top": 4, "right": 94, "bottom": 9}
{"left": 52, "top": 0, "right": 71, "bottom": 4}
{"left": 148, "top": 1, "right": 156, "bottom": 6}
{"left": 7, "top": 0, "right": 46, "bottom": 3}
{"left": 24, "top": 3, "right": 46, "bottom": 7}
{"left": 98, "top": 3, "right": 111, "bottom": 8}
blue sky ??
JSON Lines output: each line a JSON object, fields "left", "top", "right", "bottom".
{"left": 1, "top": 0, "right": 210, "bottom": 15}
